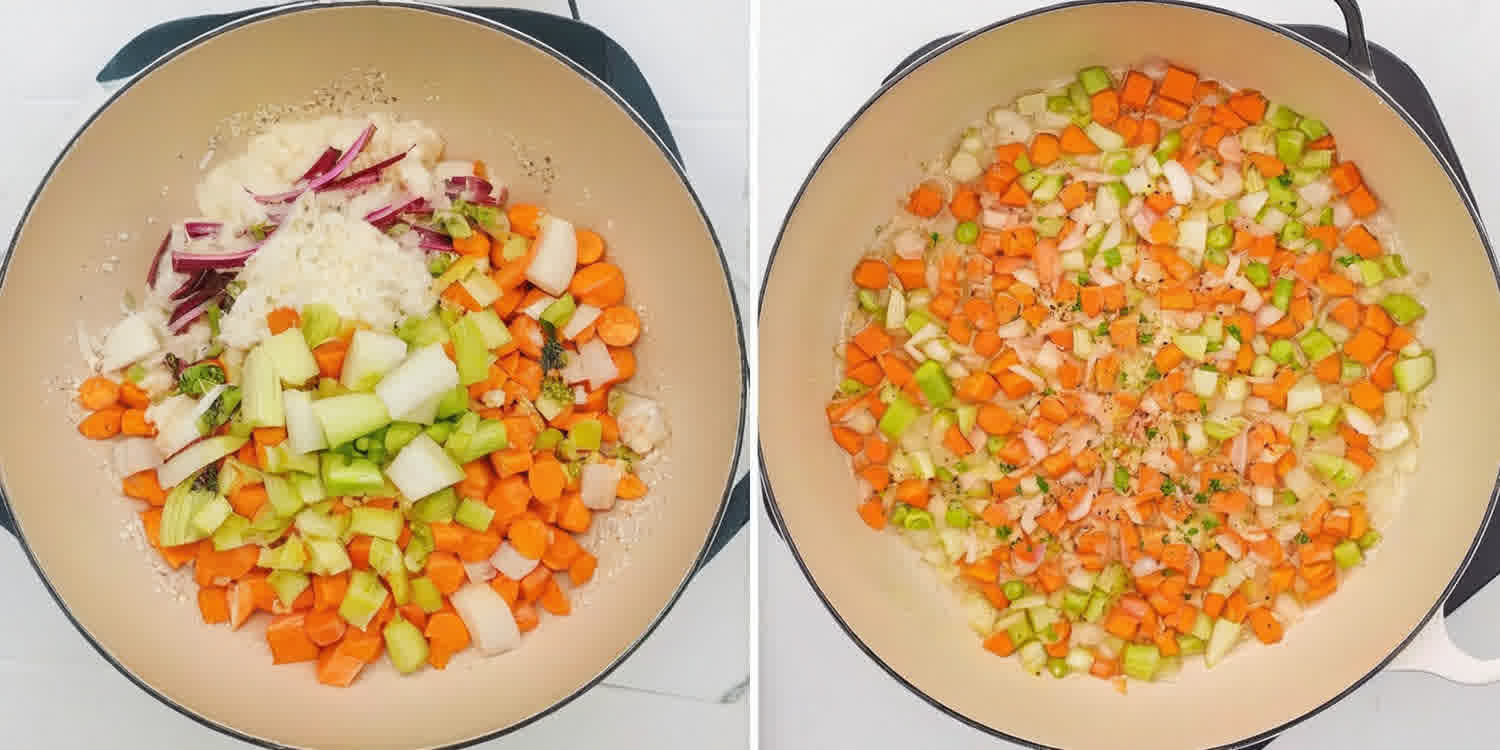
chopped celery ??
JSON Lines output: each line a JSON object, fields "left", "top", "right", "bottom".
{"left": 340, "top": 571, "right": 389, "bottom": 629}
{"left": 1394, "top": 354, "right": 1435, "bottom": 393}
{"left": 455, "top": 498, "right": 496, "bottom": 532}
{"left": 1035, "top": 216, "right": 1065, "bottom": 238}
{"left": 404, "top": 525, "right": 433, "bottom": 573}
{"left": 903, "top": 309, "right": 934, "bottom": 336}
{"left": 447, "top": 418, "right": 510, "bottom": 464}
{"left": 1334, "top": 539, "right": 1364, "bottom": 569}
{"left": 158, "top": 471, "right": 220, "bottom": 547}
{"left": 1046, "top": 95, "right": 1074, "bottom": 114}
{"left": 1046, "top": 657, "right": 1069, "bottom": 678}
{"left": 1062, "top": 588, "right": 1090, "bottom": 617}
{"left": 435, "top": 385, "right": 469, "bottom": 420}
{"left": 1271, "top": 278, "right": 1294, "bottom": 311}
{"left": 879, "top": 394, "right": 920, "bottom": 439}
{"left": 267, "top": 570, "right": 310, "bottom": 607}
{"left": 1380, "top": 254, "right": 1408, "bottom": 278}
{"left": 1206, "top": 224, "right": 1233, "bottom": 250}
{"left": 1018, "top": 641, "right": 1048, "bottom": 675}
{"left": 1298, "top": 117, "right": 1329, "bottom": 140}
{"left": 342, "top": 330, "right": 409, "bottom": 391}
{"left": 1358, "top": 530, "right": 1383, "bottom": 550}
{"left": 1267, "top": 104, "right": 1301, "bottom": 129}
{"left": 954, "top": 221, "right": 979, "bottom": 245}
{"left": 306, "top": 538, "right": 353, "bottom": 576}
{"left": 367, "top": 537, "right": 402, "bottom": 577}
{"left": 1154, "top": 130, "right": 1182, "bottom": 163}
{"left": 1205, "top": 617, "right": 1242, "bottom": 668}
{"left": 265, "top": 329, "right": 319, "bottom": 386}
{"left": 540, "top": 294, "right": 577, "bottom": 329}
{"left": 1251, "top": 355, "right": 1277, "bottom": 378}
{"left": 467, "top": 309, "right": 512, "bottom": 351}
{"left": 1299, "top": 328, "right": 1335, "bottom": 363}
{"left": 313, "top": 393, "right": 391, "bottom": 448}
{"left": 321, "top": 453, "right": 385, "bottom": 495}
{"left": 1356, "top": 260, "right": 1385, "bottom": 286}
{"left": 1173, "top": 333, "right": 1208, "bottom": 361}
{"left": 262, "top": 444, "right": 318, "bottom": 476}
{"left": 1085, "top": 122, "right": 1124, "bottom": 151}
{"left": 945, "top": 502, "right": 972, "bottom": 529}
{"left": 1077, "top": 66, "right": 1113, "bottom": 95}
{"left": 1275, "top": 129, "right": 1307, "bottom": 166}
{"left": 1032, "top": 174, "right": 1065, "bottom": 203}
{"left": 1083, "top": 591, "right": 1110, "bottom": 623}
{"left": 1300, "top": 149, "right": 1334, "bottom": 170}
{"left": 1102, "top": 151, "right": 1132, "bottom": 175}
{"left": 1102, "top": 247, "right": 1123, "bottom": 268}
{"left": 1013, "top": 153, "right": 1033, "bottom": 173}
{"left": 264, "top": 474, "right": 304, "bottom": 518}
{"left": 385, "top": 422, "right": 424, "bottom": 455}
{"left": 1304, "top": 403, "right": 1342, "bottom": 431}
{"left": 191, "top": 496, "right": 233, "bottom": 535}
{"left": 1379, "top": 293, "right": 1426, "bottom": 325}
{"left": 240, "top": 345, "right": 284, "bottom": 427}
{"left": 259, "top": 536, "right": 308, "bottom": 570}
{"left": 901, "top": 508, "right": 933, "bottom": 530}
{"left": 500, "top": 233, "right": 529, "bottom": 262}
{"left": 1308, "top": 452, "right": 1362, "bottom": 489}
{"left": 1177, "top": 634, "right": 1206, "bottom": 656}
{"left": 856, "top": 289, "right": 880, "bottom": 313}
{"left": 1204, "top": 418, "right": 1244, "bottom": 441}
{"left": 1097, "top": 563, "right": 1128, "bottom": 596}
{"left": 1018, "top": 170, "right": 1047, "bottom": 193}
{"left": 567, "top": 419, "right": 602, "bottom": 452}
{"left": 1122, "top": 643, "right": 1161, "bottom": 681}
{"left": 410, "top": 576, "right": 444, "bottom": 614}
{"left": 1006, "top": 615, "right": 1035, "bottom": 648}
{"left": 1067, "top": 81, "right": 1090, "bottom": 114}
{"left": 300, "top": 304, "right": 341, "bottom": 348}
{"left": 383, "top": 617, "right": 429, "bottom": 674}
{"left": 212, "top": 515, "right": 251, "bottom": 551}
{"left": 350, "top": 506, "right": 403, "bottom": 541}
{"left": 385, "top": 565, "right": 412, "bottom": 606}
{"left": 1341, "top": 359, "right": 1365, "bottom": 382}
{"left": 449, "top": 315, "right": 494, "bottom": 386}
{"left": 534, "top": 427, "right": 564, "bottom": 454}
{"left": 395, "top": 313, "right": 450, "bottom": 348}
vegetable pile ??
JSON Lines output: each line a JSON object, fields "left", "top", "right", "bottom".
{"left": 78, "top": 128, "right": 667, "bottom": 686}
{"left": 828, "top": 60, "right": 1432, "bottom": 688}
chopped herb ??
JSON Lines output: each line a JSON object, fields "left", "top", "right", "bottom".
{"left": 1160, "top": 476, "right": 1176, "bottom": 495}
{"left": 1193, "top": 492, "right": 1209, "bottom": 504}
{"left": 1199, "top": 401, "right": 1209, "bottom": 416}
{"left": 1036, "top": 477, "right": 1051, "bottom": 493}
{"left": 1095, "top": 320, "right": 1111, "bottom": 338}
{"left": 1186, "top": 526, "right": 1199, "bottom": 536}
{"left": 539, "top": 321, "right": 566, "bottom": 373}
{"left": 1336, "top": 255, "right": 1359, "bottom": 267}
{"left": 190, "top": 463, "right": 220, "bottom": 493}
{"left": 930, "top": 231, "right": 940, "bottom": 246}
{"left": 997, "top": 463, "right": 1017, "bottom": 474}
{"left": 1202, "top": 518, "right": 1220, "bottom": 531}
{"left": 996, "top": 525, "right": 1013, "bottom": 540}
{"left": 1138, "top": 331, "right": 1154, "bottom": 346}
{"left": 1144, "top": 365, "right": 1161, "bottom": 382}
{"left": 206, "top": 302, "right": 222, "bottom": 339}
{"left": 1226, "top": 324, "right": 1242, "bottom": 342}
{"left": 177, "top": 361, "right": 226, "bottom": 397}
{"left": 1145, "top": 427, "right": 1159, "bottom": 440}
{"left": 1138, "top": 313, "right": 1148, "bottom": 324}
{"left": 1295, "top": 531, "right": 1311, "bottom": 544}
{"left": 1207, "top": 478, "right": 1225, "bottom": 493}
{"left": 1070, "top": 298, "right": 1083, "bottom": 312}
{"left": 1077, "top": 272, "right": 1091, "bottom": 286}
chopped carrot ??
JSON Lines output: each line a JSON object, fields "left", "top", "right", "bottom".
{"left": 78, "top": 407, "right": 124, "bottom": 439}
{"left": 78, "top": 376, "right": 121, "bottom": 410}
{"left": 266, "top": 307, "right": 300, "bottom": 335}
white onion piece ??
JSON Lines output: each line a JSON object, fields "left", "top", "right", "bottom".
{"left": 463, "top": 560, "right": 497, "bottom": 583}
{"left": 450, "top": 584, "right": 522, "bottom": 656}
{"left": 893, "top": 230, "right": 926, "bottom": 259}
{"left": 1162, "top": 160, "right": 1194, "bottom": 204}
{"left": 1131, "top": 556, "right": 1163, "bottom": 577}
{"left": 562, "top": 304, "right": 603, "bottom": 340}
{"left": 1035, "top": 344, "right": 1062, "bottom": 371}
{"left": 1131, "top": 208, "right": 1156, "bottom": 238}
{"left": 988, "top": 108, "right": 1033, "bottom": 142}
{"left": 1217, "top": 134, "right": 1243, "bottom": 163}
{"left": 1020, "top": 431, "right": 1048, "bottom": 462}
{"left": 113, "top": 437, "right": 164, "bottom": 477}
{"left": 1059, "top": 221, "right": 1088, "bottom": 251}
{"left": 1344, "top": 405, "right": 1379, "bottom": 436}
{"left": 1216, "top": 534, "right": 1245, "bottom": 560}
{"left": 578, "top": 337, "right": 619, "bottom": 390}
{"left": 1230, "top": 431, "right": 1249, "bottom": 475}
{"left": 1008, "top": 365, "right": 1045, "bottom": 392}
{"left": 580, "top": 461, "right": 623, "bottom": 510}
{"left": 489, "top": 543, "right": 539, "bottom": 581}
{"left": 1010, "top": 538, "right": 1046, "bottom": 575}
{"left": 1256, "top": 304, "right": 1286, "bottom": 328}
{"left": 1298, "top": 179, "right": 1335, "bottom": 209}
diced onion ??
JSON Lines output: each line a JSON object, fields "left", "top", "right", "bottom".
{"left": 578, "top": 338, "right": 619, "bottom": 390}
{"left": 1162, "top": 160, "right": 1194, "bottom": 204}
{"left": 580, "top": 461, "right": 624, "bottom": 510}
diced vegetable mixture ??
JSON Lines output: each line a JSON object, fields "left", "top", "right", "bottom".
{"left": 828, "top": 61, "right": 1432, "bottom": 687}
{"left": 78, "top": 118, "right": 668, "bottom": 686}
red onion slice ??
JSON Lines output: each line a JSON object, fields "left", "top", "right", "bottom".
{"left": 184, "top": 221, "right": 221, "bottom": 238}
{"left": 299, "top": 147, "right": 342, "bottom": 181}
{"left": 145, "top": 230, "right": 171, "bottom": 288}
{"left": 172, "top": 247, "right": 260, "bottom": 272}
{"left": 252, "top": 123, "right": 376, "bottom": 203}
{"left": 317, "top": 149, "right": 408, "bottom": 193}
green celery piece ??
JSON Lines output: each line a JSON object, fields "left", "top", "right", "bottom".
{"left": 384, "top": 565, "right": 412, "bottom": 606}
{"left": 191, "top": 496, "right": 234, "bottom": 536}
{"left": 425, "top": 421, "right": 455, "bottom": 444}
{"left": 878, "top": 395, "right": 920, "bottom": 439}
{"left": 395, "top": 313, "right": 450, "bottom": 348}
{"left": 1379, "top": 293, "right": 1426, "bottom": 325}
{"left": 1122, "top": 643, "right": 1162, "bottom": 681}
{"left": 350, "top": 506, "right": 403, "bottom": 541}
{"left": 368, "top": 537, "right": 402, "bottom": 577}
{"left": 403, "top": 525, "right": 434, "bottom": 573}
{"left": 1096, "top": 563, "right": 1128, "bottom": 596}
{"left": 1062, "top": 588, "right": 1091, "bottom": 617}
{"left": 1047, "top": 94, "right": 1074, "bottom": 114}
{"left": 901, "top": 508, "right": 933, "bottom": 530}
{"left": 240, "top": 345, "right": 285, "bottom": 428}
{"left": 1177, "top": 634, "right": 1206, "bottom": 656}
{"left": 435, "top": 385, "right": 469, "bottom": 419}
{"left": 945, "top": 502, "right": 972, "bottom": 529}
{"left": 1268, "top": 339, "right": 1294, "bottom": 365}
{"left": 856, "top": 289, "right": 880, "bottom": 313}
{"left": 535, "top": 427, "right": 565, "bottom": 453}
{"left": 321, "top": 453, "right": 386, "bottom": 495}
{"left": 1297, "top": 117, "right": 1329, "bottom": 140}
{"left": 410, "top": 577, "right": 444, "bottom": 614}
{"left": 1298, "top": 329, "right": 1336, "bottom": 363}
{"left": 1154, "top": 130, "right": 1182, "bottom": 163}
{"left": 1279, "top": 219, "right": 1305, "bottom": 246}
{"left": 569, "top": 419, "right": 602, "bottom": 452}
{"left": 1077, "top": 66, "right": 1113, "bottom": 95}
{"left": 263, "top": 445, "right": 318, "bottom": 476}
{"left": 500, "top": 233, "right": 529, "bottom": 262}
{"left": 306, "top": 538, "right": 353, "bottom": 576}
{"left": 455, "top": 498, "right": 496, "bottom": 532}
{"left": 539, "top": 294, "right": 577, "bottom": 330}
{"left": 1394, "top": 354, "right": 1435, "bottom": 393}
{"left": 1018, "top": 170, "right": 1047, "bottom": 193}
{"left": 1272, "top": 278, "right": 1294, "bottom": 311}
{"left": 449, "top": 315, "right": 494, "bottom": 386}
{"left": 467, "top": 308, "right": 512, "bottom": 350}
{"left": 300, "top": 304, "right": 341, "bottom": 348}
{"left": 259, "top": 536, "right": 308, "bottom": 571}
{"left": 211, "top": 514, "right": 252, "bottom": 551}
{"left": 903, "top": 309, "right": 934, "bottom": 336}
{"left": 1275, "top": 129, "right": 1308, "bottom": 166}
{"left": 264, "top": 474, "right": 304, "bottom": 518}
{"left": 1083, "top": 591, "right": 1110, "bottom": 623}
{"left": 1299, "top": 149, "right": 1334, "bottom": 170}
{"left": 312, "top": 393, "right": 391, "bottom": 448}
{"left": 449, "top": 419, "right": 509, "bottom": 464}
{"left": 1380, "top": 254, "right": 1408, "bottom": 278}
{"left": 383, "top": 617, "right": 429, "bottom": 674}
{"left": 1067, "top": 81, "right": 1090, "bottom": 115}
{"left": 1032, "top": 174, "right": 1065, "bottom": 203}
{"left": 1206, "top": 224, "right": 1233, "bottom": 250}
{"left": 1334, "top": 539, "right": 1364, "bottom": 569}
{"left": 339, "top": 570, "right": 389, "bottom": 630}
{"left": 410, "top": 488, "right": 460, "bottom": 523}
{"left": 267, "top": 570, "right": 310, "bottom": 608}
{"left": 385, "top": 422, "right": 424, "bottom": 455}
{"left": 1356, "top": 260, "right": 1385, "bottom": 286}
{"left": 913, "top": 360, "right": 955, "bottom": 407}
{"left": 1267, "top": 104, "right": 1301, "bottom": 129}
{"left": 158, "top": 473, "right": 219, "bottom": 547}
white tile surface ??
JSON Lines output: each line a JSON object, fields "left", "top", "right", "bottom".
{"left": 0, "top": 0, "right": 748, "bottom": 747}
{"left": 757, "top": 1, "right": 1500, "bottom": 748}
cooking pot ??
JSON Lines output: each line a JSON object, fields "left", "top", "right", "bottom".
{"left": 0, "top": 3, "right": 746, "bottom": 748}
{"left": 759, "top": 1, "right": 1500, "bottom": 747}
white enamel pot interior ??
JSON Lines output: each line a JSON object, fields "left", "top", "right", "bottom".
{"left": 0, "top": 3, "right": 745, "bottom": 749}
{"left": 759, "top": 2, "right": 1500, "bottom": 748}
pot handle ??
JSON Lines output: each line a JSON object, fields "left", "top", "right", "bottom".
{"left": 1388, "top": 609, "right": 1500, "bottom": 684}
{"left": 1329, "top": 0, "right": 1378, "bottom": 80}
{"left": 0, "top": 488, "right": 13, "bottom": 538}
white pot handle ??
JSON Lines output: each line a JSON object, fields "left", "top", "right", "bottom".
{"left": 1387, "top": 609, "right": 1500, "bottom": 684}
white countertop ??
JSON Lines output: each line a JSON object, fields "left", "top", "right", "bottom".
{"left": 756, "top": 1, "right": 1500, "bottom": 748}
{"left": 0, "top": 0, "right": 749, "bottom": 747}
